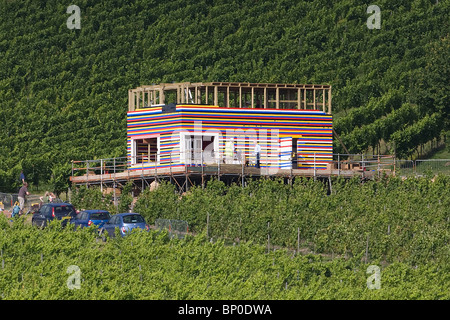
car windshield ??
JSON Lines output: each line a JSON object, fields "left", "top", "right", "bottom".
{"left": 54, "top": 206, "right": 75, "bottom": 216}
{"left": 90, "top": 212, "right": 110, "bottom": 220}
{"left": 122, "top": 215, "right": 145, "bottom": 224}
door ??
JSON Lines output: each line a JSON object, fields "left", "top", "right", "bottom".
{"left": 193, "top": 135, "right": 202, "bottom": 165}
{"left": 292, "top": 138, "right": 298, "bottom": 169}
{"left": 279, "top": 137, "right": 293, "bottom": 169}
{"left": 184, "top": 136, "right": 192, "bottom": 165}
{"left": 181, "top": 133, "right": 219, "bottom": 165}
{"left": 103, "top": 216, "right": 119, "bottom": 237}
{"left": 185, "top": 135, "right": 202, "bottom": 165}
{"left": 33, "top": 205, "right": 49, "bottom": 227}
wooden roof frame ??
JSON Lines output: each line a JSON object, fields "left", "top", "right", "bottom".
{"left": 129, "top": 82, "right": 332, "bottom": 114}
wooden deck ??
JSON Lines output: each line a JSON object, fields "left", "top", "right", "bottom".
{"left": 70, "top": 163, "right": 380, "bottom": 185}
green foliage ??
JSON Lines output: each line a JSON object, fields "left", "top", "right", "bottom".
{"left": 48, "top": 163, "right": 72, "bottom": 197}
{"left": 0, "top": 211, "right": 448, "bottom": 299}
{"left": 117, "top": 181, "right": 133, "bottom": 213}
{"left": 0, "top": 0, "right": 449, "bottom": 191}
{"left": 135, "top": 176, "right": 450, "bottom": 266}
{"left": 70, "top": 185, "right": 117, "bottom": 214}
{"left": 134, "top": 181, "right": 179, "bottom": 222}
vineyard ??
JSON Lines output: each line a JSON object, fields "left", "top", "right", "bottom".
{"left": 0, "top": 217, "right": 449, "bottom": 299}
{"left": 0, "top": 0, "right": 449, "bottom": 301}
{"left": 0, "top": 0, "right": 449, "bottom": 192}
{"left": 134, "top": 175, "right": 450, "bottom": 266}
{"left": 2, "top": 176, "right": 445, "bottom": 299}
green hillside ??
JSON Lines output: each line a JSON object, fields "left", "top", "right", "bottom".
{"left": 0, "top": 0, "right": 448, "bottom": 192}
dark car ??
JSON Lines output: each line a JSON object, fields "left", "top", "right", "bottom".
{"left": 70, "top": 210, "right": 111, "bottom": 229}
{"left": 99, "top": 213, "right": 149, "bottom": 239}
{"left": 32, "top": 203, "right": 77, "bottom": 228}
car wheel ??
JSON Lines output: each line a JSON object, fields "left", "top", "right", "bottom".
{"left": 99, "top": 228, "right": 107, "bottom": 242}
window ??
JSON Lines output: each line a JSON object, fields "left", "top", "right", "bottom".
{"left": 54, "top": 206, "right": 75, "bottom": 216}
{"left": 131, "top": 136, "right": 159, "bottom": 164}
{"left": 42, "top": 205, "right": 51, "bottom": 217}
{"left": 122, "top": 215, "right": 145, "bottom": 224}
{"left": 78, "top": 212, "right": 88, "bottom": 220}
{"left": 108, "top": 216, "right": 118, "bottom": 224}
{"left": 90, "top": 212, "right": 111, "bottom": 220}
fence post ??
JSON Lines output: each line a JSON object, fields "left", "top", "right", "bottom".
{"left": 337, "top": 153, "right": 340, "bottom": 176}
{"left": 289, "top": 156, "right": 293, "bottom": 185}
{"left": 242, "top": 152, "right": 245, "bottom": 188}
{"left": 100, "top": 159, "right": 103, "bottom": 193}
{"left": 206, "top": 212, "right": 210, "bottom": 239}
{"left": 185, "top": 159, "right": 189, "bottom": 193}
{"left": 170, "top": 153, "right": 172, "bottom": 176}
{"left": 313, "top": 153, "right": 316, "bottom": 180}
{"left": 155, "top": 153, "right": 158, "bottom": 180}
{"left": 361, "top": 153, "right": 365, "bottom": 179}
{"left": 201, "top": 151, "right": 204, "bottom": 189}
{"left": 218, "top": 150, "right": 221, "bottom": 181}
{"left": 377, "top": 154, "right": 380, "bottom": 178}
{"left": 365, "top": 234, "right": 369, "bottom": 264}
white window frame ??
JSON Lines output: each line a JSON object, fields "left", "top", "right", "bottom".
{"left": 179, "top": 131, "right": 220, "bottom": 164}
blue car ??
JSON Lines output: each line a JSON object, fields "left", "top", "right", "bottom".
{"left": 99, "top": 213, "right": 149, "bottom": 239}
{"left": 71, "top": 210, "right": 111, "bottom": 229}
{"left": 32, "top": 203, "right": 77, "bottom": 228}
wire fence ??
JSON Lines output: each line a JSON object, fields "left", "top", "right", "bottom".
{"left": 415, "top": 159, "right": 450, "bottom": 175}
{"left": 0, "top": 192, "right": 61, "bottom": 216}
{"left": 155, "top": 218, "right": 189, "bottom": 239}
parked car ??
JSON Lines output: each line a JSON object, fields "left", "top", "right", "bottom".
{"left": 99, "top": 213, "right": 149, "bottom": 239}
{"left": 31, "top": 203, "right": 77, "bottom": 228}
{"left": 70, "top": 210, "right": 111, "bottom": 229}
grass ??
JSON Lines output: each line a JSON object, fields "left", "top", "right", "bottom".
{"left": 430, "top": 147, "right": 450, "bottom": 160}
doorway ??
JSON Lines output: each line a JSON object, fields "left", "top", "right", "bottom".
{"left": 180, "top": 133, "right": 219, "bottom": 165}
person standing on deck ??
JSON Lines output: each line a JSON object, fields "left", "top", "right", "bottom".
{"left": 225, "top": 139, "right": 235, "bottom": 164}
{"left": 254, "top": 142, "right": 261, "bottom": 168}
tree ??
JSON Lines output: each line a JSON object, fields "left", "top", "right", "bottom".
{"left": 48, "top": 163, "right": 72, "bottom": 198}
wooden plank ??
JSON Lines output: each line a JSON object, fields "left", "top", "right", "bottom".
{"left": 323, "top": 89, "right": 326, "bottom": 113}
{"left": 276, "top": 87, "right": 279, "bottom": 109}
{"left": 304, "top": 89, "right": 307, "bottom": 109}
{"left": 313, "top": 89, "right": 316, "bottom": 110}
{"left": 239, "top": 87, "right": 242, "bottom": 108}
{"left": 128, "top": 90, "right": 134, "bottom": 111}
{"left": 328, "top": 87, "right": 332, "bottom": 114}
{"left": 214, "top": 86, "right": 218, "bottom": 106}
{"left": 251, "top": 87, "right": 254, "bottom": 108}
{"left": 264, "top": 87, "right": 267, "bottom": 109}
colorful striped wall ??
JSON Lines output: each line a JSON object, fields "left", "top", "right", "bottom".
{"left": 127, "top": 105, "right": 333, "bottom": 170}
